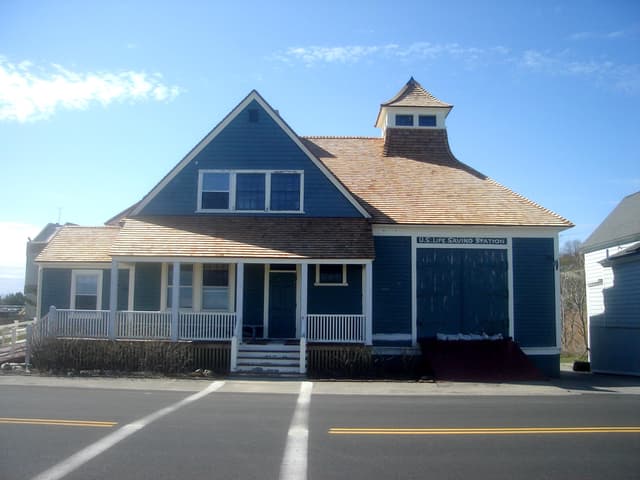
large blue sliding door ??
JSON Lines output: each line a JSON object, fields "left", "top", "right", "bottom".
{"left": 417, "top": 248, "right": 508, "bottom": 338}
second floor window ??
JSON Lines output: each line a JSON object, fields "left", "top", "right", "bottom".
{"left": 198, "top": 170, "right": 303, "bottom": 213}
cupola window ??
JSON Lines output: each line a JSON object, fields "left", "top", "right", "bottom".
{"left": 418, "top": 115, "right": 437, "bottom": 127}
{"left": 395, "top": 114, "right": 414, "bottom": 126}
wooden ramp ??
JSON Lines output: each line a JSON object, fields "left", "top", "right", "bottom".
{"left": 419, "top": 338, "right": 544, "bottom": 382}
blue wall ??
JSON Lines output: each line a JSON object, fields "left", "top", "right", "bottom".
{"left": 372, "top": 236, "right": 412, "bottom": 336}
{"left": 307, "top": 264, "right": 363, "bottom": 314}
{"left": 243, "top": 264, "right": 264, "bottom": 327}
{"left": 134, "top": 263, "right": 161, "bottom": 311}
{"left": 139, "top": 100, "right": 362, "bottom": 218}
{"left": 40, "top": 269, "right": 71, "bottom": 317}
{"left": 513, "top": 238, "right": 556, "bottom": 347}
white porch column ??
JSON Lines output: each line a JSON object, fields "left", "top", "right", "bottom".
{"left": 171, "top": 261, "right": 180, "bottom": 341}
{"left": 300, "top": 263, "right": 308, "bottom": 338}
{"left": 235, "top": 262, "right": 244, "bottom": 342}
{"left": 365, "top": 261, "right": 373, "bottom": 345}
{"left": 109, "top": 259, "right": 119, "bottom": 339}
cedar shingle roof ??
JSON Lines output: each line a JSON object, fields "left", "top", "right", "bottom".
{"left": 381, "top": 77, "right": 452, "bottom": 108}
{"left": 302, "top": 131, "right": 572, "bottom": 227}
{"left": 111, "top": 217, "right": 374, "bottom": 259}
{"left": 36, "top": 226, "right": 120, "bottom": 263}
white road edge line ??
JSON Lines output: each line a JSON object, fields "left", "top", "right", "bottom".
{"left": 31, "top": 381, "right": 225, "bottom": 480}
{"left": 279, "top": 381, "right": 313, "bottom": 480}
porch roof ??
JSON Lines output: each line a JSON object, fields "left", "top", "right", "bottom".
{"left": 111, "top": 216, "right": 374, "bottom": 259}
{"left": 36, "top": 226, "right": 120, "bottom": 263}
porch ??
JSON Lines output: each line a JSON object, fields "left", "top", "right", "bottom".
{"left": 38, "top": 308, "right": 368, "bottom": 344}
{"left": 36, "top": 307, "right": 368, "bottom": 375}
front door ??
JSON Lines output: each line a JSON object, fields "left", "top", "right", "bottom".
{"left": 268, "top": 267, "right": 297, "bottom": 338}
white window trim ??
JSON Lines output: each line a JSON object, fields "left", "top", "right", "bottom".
{"left": 314, "top": 264, "right": 348, "bottom": 287}
{"left": 197, "top": 169, "right": 304, "bottom": 213}
{"left": 70, "top": 270, "right": 103, "bottom": 310}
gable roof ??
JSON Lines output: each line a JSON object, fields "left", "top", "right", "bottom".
{"left": 36, "top": 226, "right": 120, "bottom": 263}
{"left": 130, "top": 90, "right": 369, "bottom": 219}
{"left": 302, "top": 130, "right": 572, "bottom": 228}
{"left": 381, "top": 77, "right": 452, "bottom": 108}
{"left": 582, "top": 191, "right": 640, "bottom": 253}
{"left": 111, "top": 216, "right": 374, "bottom": 259}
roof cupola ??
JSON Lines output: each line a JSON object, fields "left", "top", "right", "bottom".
{"left": 375, "top": 77, "right": 453, "bottom": 134}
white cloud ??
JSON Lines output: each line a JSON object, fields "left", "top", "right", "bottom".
{"left": 519, "top": 50, "right": 640, "bottom": 94}
{"left": 275, "top": 42, "right": 509, "bottom": 67}
{"left": 569, "top": 30, "right": 628, "bottom": 41}
{"left": 0, "top": 57, "right": 183, "bottom": 122}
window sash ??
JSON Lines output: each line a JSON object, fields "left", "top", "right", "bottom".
{"left": 236, "top": 173, "right": 266, "bottom": 211}
{"left": 201, "top": 172, "right": 230, "bottom": 210}
{"left": 419, "top": 115, "right": 436, "bottom": 127}
{"left": 271, "top": 173, "right": 301, "bottom": 211}
{"left": 395, "top": 114, "right": 414, "bottom": 126}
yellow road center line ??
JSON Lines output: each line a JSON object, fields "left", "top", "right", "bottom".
{"left": 0, "top": 417, "right": 117, "bottom": 428}
{"left": 329, "top": 426, "right": 640, "bottom": 435}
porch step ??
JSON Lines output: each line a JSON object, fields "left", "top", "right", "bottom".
{"left": 235, "top": 342, "right": 302, "bottom": 376}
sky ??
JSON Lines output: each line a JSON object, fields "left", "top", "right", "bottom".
{"left": 1, "top": 0, "right": 639, "bottom": 294}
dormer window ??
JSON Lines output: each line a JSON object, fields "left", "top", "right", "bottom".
{"left": 418, "top": 115, "right": 436, "bottom": 127}
{"left": 198, "top": 170, "right": 303, "bottom": 213}
{"left": 395, "top": 114, "right": 414, "bottom": 126}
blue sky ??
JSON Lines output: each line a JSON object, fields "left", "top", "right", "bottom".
{"left": 1, "top": 0, "right": 639, "bottom": 294}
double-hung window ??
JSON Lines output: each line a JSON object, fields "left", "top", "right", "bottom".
{"left": 201, "top": 173, "right": 230, "bottom": 210}
{"left": 71, "top": 271, "right": 102, "bottom": 310}
{"left": 167, "top": 264, "right": 193, "bottom": 309}
{"left": 236, "top": 173, "right": 266, "bottom": 211}
{"left": 202, "top": 264, "right": 229, "bottom": 310}
{"left": 198, "top": 170, "right": 302, "bottom": 212}
{"left": 271, "top": 173, "right": 301, "bottom": 211}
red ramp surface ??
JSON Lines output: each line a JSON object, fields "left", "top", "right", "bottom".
{"left": 420, "top": 339, "right": 544, "bottom": 382}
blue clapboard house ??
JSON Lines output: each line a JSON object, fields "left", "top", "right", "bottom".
{"left": 35, "top": 78, "right": 572, "bottom": 376}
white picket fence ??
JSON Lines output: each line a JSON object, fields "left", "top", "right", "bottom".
{"left": 306, "top": 314, "right": 366, "bottom": 343}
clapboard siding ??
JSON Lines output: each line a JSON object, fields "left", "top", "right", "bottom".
{"left": 133, "top": 263, "right": 161, "bottom": 311}
{"left": 584, "top": 243, "right": 635, "bottom": 318}
{"left": 40, "top": 268, "right": 71, "bottom": 317}
{"left": 139, "top": 100, "right": 361, "bottom": 218}
{"left": 99, "top": 269, "right": 129, "bottom": 311}
{"left": 307, "top": 264, "right": 363, "bottom": 314}
{"left": 372, "top": 236, "right": 412, "bottom": 335}
{"left": 512, "top": 238, "right": 556, "bottom": 347}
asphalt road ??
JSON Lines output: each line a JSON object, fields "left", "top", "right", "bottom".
{"left": 1, "top": 378, "right": 639, "bottom": 480}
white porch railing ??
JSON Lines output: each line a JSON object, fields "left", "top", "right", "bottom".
{"left": 179, "top": 312, "right": 236, "bottom": 341}
{"left": 117, "top": 311, "right": 172, "bottom": 339}
{"left": 306, "top": 314, "right": 366, "bottom": 343}
{"left": 56, "top": 309, "right": 110, "bottom": 338}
